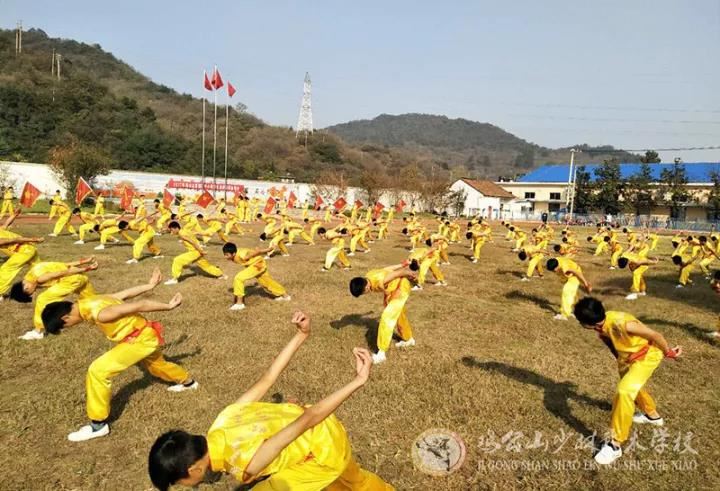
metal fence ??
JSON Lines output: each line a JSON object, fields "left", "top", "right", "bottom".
{"left": 501, "top": 210, "right": 719, "bottom": 231}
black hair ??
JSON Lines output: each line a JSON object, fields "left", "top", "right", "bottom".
{"left": 93, "top": 224, "right": 100, "bottom": 232}
{"left": 553, "top": 244, "right": 561, "bottom": 252}
{"left": 48, "top": 199, "right": 54, "bottom": 205}
{"left": 623, "top": 228, "right": 628, "bottom": 233}
{"left": 444, "top": 221, "right": 450, "bottom": 225}
{"left": 699, "top": 236, "right": 707, "bottom": 243}
{"left": 425, "top": 238, "right": 432, "bottom": 247}
{"left": 672, "top": 255, "right": 682, "bottom": 265}
{"left": 220, "top": 208, "right": 226, "bottom": 214}
{"left": 671, "top": 240, "right": 679, "bottom": 248}
{"left": 349, "top": 277, "right": 368, "bottom": 297}
{"left": 532, "top": 228, "right": 537, "bottom": 233}
{"left": 72, "top": 207, "right": 81, "bottom": 214}
{"left": 409, "top": 259, "right": 420, "bottom": 271}
{"left": 617, "top": 257, "right": 629, "bottom": 269}
{"left": 574, "top": 297, "right": 606, "bottom": 325}
{"left": 586, "top": 236, "right": 593, "bottom": 242}
{"left": 687, "top": 235, "right": 693, "bottom": 241}
{"left": 518, "top": 251, "right": 527, "bottom": 261}
{"left": 509, "top": 226, "right": 515, "bottom": 232}
{"left": 41, "top": 301, "right": 74, "bottom": 334}
{"left": 561, "top": 230, "right": 567, "bottom": 235}
{"left": 222, "top": 242, "right": 237, "bottom": 255}
{"left": 562, "top": 237, "right": 568, "bottom": 243}
{"left": 170, "top": 213, "right": 178, "bottom": 220}
{"left": 714, "top": 271, "right": 720, "bottom": 281}
{"left": 256, "top": 213, "right": 263, "bottom": 219}
{"left": 467, "top": 221, "right": 472, "bottom": 227}
{"left": 9, "top": 282, "right": 32, "bottom": 303}
{"left": 148, "top": 430, "right": 208, "bottom": 491}
{"left": 401, "top": 227, "right": 408, "bottom": 235}
{"left": 118, "top": 220, "right": 129, "bottom": 230}
{"left": 259, "top": 233, "right": 267, "bottom": 241}
{"left": 465, "top": 231, "right": 473, "bottom": 239}
{"left": 546, "top": 258, "right": 559, "bottom": 271}
{"left": 303, "top": 218, "right": 309, "bottom": 223}
{"left": 197, "top": 214, "right": 204, "bottom": 219}
{"left": 154, "top": 199, "right": 160, "bottom": 204}
{"left": 603, "top": 236, "right": 610, "bottom": 242}
{"left": 168, "top": 221, "right": 181, "bottom": 230}
{"left": 339, "top": 228, "right": 348, "bottom": 234}
{"left": 317, "top": 227, "right": 327, "bottom": 235}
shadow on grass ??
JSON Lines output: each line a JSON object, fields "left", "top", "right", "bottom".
{"left": 461, "top": 357, "right": 610, "bottom": 439}
{"left": 108, "top": 347, "right": 202, "bottom": 423}
{"left": 495, "top": 269, "right": 525, "bottom": 279}
{"left": 330, "top": 312, "right": 378, "bottom": 351}
{"left": 505, "top": 290, "right": 556, "bottom": 314}
{"left": 639, "top": 317, "right": 719, "bottom": 347}
{"left": 448, "top": 251, "right": 473, "bottom": 262}
{"left": 600, "top": 274, "right": 716, "bottom": 312}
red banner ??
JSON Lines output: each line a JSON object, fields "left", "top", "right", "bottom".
{"left": 395, "top": 200, "right": 406, "bottom": 213}
{"left": 264, "top": 197, "right": 276, "bottom": 214}
{"left": 196, "top": 190, "right": 215, "bottom": 209}
{"left": 75, "top": 177, "right": 93, "bottom": 204}
{"left": 20, "top": 182, "right": 41, "bottom": 208}
{"left": 163, "top": 189, "right": 176, "bottom": 207}
{"left": 287, "top": 191, "right": 297, "bottom": 209}
{"left": 120, "top": 186, "right": 134, "bottom": 211}
{"left": 166, "top": 178, "right": 245, "bottom": 194}
{"left": 373, "top": 202, "right": 385, "bottom": 219}
{"left": 314, "top": 195, "right": 324, "bottom": 210}
{"left": 354, "top": 200, "right": 364, "bottom": 209}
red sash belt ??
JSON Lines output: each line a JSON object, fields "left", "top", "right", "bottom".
{"left": 626, "top": 344, "right": 650, "bottom": 363}
{"left": 122, "top": 321, "right": 165, "bottom": 346}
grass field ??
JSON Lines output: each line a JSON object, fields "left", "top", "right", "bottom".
{"left": 2, "top": 216, "right": 719, "bottom": 490}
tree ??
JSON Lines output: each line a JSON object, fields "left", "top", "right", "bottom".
{"left": 358, "top": 167, "right": 387, "bottom": 204}
{"left": 640, "top": 150, "right": 661, "bottom": 163}
{"left": 658, "top": 162, "right": 689, "bottom": 220}
{"left": 447, "top": 188, "right": 467, "bottom": 217}
{"left": 572, "top": 166, "right": 594, "bottom": 214}
{"left": 593, "top": 159, "right": 623, "bottom": 215}
{"left": 48, "top": 138, "right": 111, "bottom": 199}
{"left": 706, "top": 172, "right": 720, "bottom": 221}
{"left": 625, "top": 162, "right": 655, "bottom": 215}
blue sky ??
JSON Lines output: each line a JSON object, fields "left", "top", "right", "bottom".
{"left": 4, "top": 0, "right": 719, "bottom": 162}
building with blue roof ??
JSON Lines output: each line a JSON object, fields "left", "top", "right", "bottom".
{"left": 516, "top": 162, "right": 720, "bottom": 184}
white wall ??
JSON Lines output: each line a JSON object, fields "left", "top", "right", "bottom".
{"left": 449, "top": 180, "right": 504, "bottom": 218}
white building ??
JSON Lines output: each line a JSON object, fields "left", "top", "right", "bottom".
{"left": 449, "top": 178, "right": 516, "bottom": 218}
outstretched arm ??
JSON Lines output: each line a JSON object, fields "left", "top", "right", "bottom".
{"left": 237, "top": 311, "right": 311, "bottom": 404}
{"left": 2, "top": 210, "right": 21, "bottom": 228}
{"left": 97, "top": 292, "right": 182, "bottom": 323}
{"left": 36, "top": 261, "right": 97, "bottom": 284}
{"left": 110, "top": 267, "right": 163, "bottom": 300}
{"left": 625, "top": 321, "right": 681, "bottom": 358}
{"left": 242, "top": 348, "right": 372, "bottom": 482}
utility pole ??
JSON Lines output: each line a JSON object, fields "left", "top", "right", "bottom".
{"left": 15, "top": 21, "right": 23, "bottom": 55}
{"left": 568, "top": 149, "right": 579, "bottom": 219}
{"left": 56, "top": 54, "right": 62, "bottom": 80}
{"left": 296, "top": 72, "right": 313, "bottom": 147}
{"left": 51, "top": 48, "right": 56, "bottom": 75}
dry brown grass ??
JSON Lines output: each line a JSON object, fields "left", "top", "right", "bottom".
{"left": 1, "top": 218, "right": 719, "bottom": 491}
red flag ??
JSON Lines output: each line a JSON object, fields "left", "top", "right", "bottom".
{"left": 203, "top": 71, "right": 213, "bottom": 91}
{"left": 163, "top": 188, "right": 176, "bottom": 207}
{"left": 196, "top": 190, "right": 215, "bottom": 209}
{"left": 354, "top": 200, "right": 364, "bottom": 209}
{"left": 120, "top": 186, "right": 134, "bottom": 211}
{"left": 314, "top": 195, "right": 324, "bottom": 210}
{"left": 75, "top": 177, "right": 93, "bottom": 204}
{"left": 19, "top": 182, "right": 41, "bottom": 208}
{"left": 264, "top": 197, "right": 276, "bottom": 214}
{"left": 373, "top": 202, "right": 385, "bottom": 219}
{"left": 287, "top": 192, "right": 297, "bottom": 208}
{"left": 333, "top": 197, "right": 347, "bottom": 211}
{"left": 395, "top": 200, "right": 406, "bottom": 213}
{"left": 228, "top": 81, "right": 236, "bottom": 98}
{"left": 211, "top": 67, "right": 224, "bottom": 90}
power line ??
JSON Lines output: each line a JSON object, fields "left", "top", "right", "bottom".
{"left": 507, "top": 102, "right": 720, "bottom": 114}
{"left": 577, "top": 145, "right": 720, "bottom": 153}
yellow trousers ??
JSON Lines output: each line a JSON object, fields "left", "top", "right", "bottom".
{"left": 679, "top": 264, "right": 694, "bottom": 285}
{"left": 325, "top": 246, "right": 350, "bottom": 270}
{"left": 0, "top": 200, "right": 14, "bottom": 216}
{"left": 270, "top": 236, "right": 289, "bottom": 256}
{"left": 631, "top": 266, "right": 648, "bottom": 293}
{"left": 157, "top": 214, "right": 171, "bottom": 230}
{"left": 350, "top": 235, "right": 368, "bottom": 253}
{"left": 78, "top": 223, "right": 96, "bottom": 241}
{"left": 560, "top": 277, "right": 580, "bottom": 317}
{"left": 48, "top": 203, "right": 58, "bottom": 219}
{"left": 202, "top": 223, "right": 228, "bottom": 244}
{"left": 611, "top": 349, "right": 662, "bottom": 443}
{"left": 53, "top": 214, "right": 76, "bottom": 235}
{"left": 34, "top": 275, "right": 94, "bottom": 331}
{"left": 289, "top": 230, "right": 314, "bottom": 245}
{"left": 94, "top": 203, "right": 105, "bottom": 216}
{"left": 0, "top": 247, "right": 38, "bottom": 295}
{"left": 100, "top": 227, "right": 134, "bottom": 245}
{"left": 378, "top": 294, "right": 412, "bottom": 352}
{"left": 171, "top": 251, "right": 223, "bottom": 279}
{"left": 514, "top": 237, "right": 526, "bottom": 250}
{"left": 417, "top": 259, "right": 444, "bottom": 285}
{"left": 86, "top": 328, "right": 188, "bottom": 421}
{"left": 133, "top": 229, "right": 161, "bottom": 259}
{"left": 594, "top": 241, "right": 608, "bottom": 256}
{"left": 699, "top": 257, "right": 714, "bottom": 275}
{"left": 233, "top": 266, "right": 286, "bottom": 298}
{"left": 472, "top": 239, "right": 485, "bottom": 260}
{"left": 611, "top": 249, "right": 623, "bottom": 267}
{"left": 526, "top": 255, "right": 544, "bottom": 278}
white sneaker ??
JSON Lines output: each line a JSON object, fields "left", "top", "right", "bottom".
{"left": 164, "top": 278, "right": 178, "bottom": 285}
{"left": 372, "top": 350, "right": 387, "bottom": 365}
{"left": 68, "top": 423, "right": 110, "bottom": 442}
{"left": 625, "top": 293, "right": 638, "bottom": 300}
{"left": 675, "top": 284, "right": 684, "bottom": 289}
{"left": 48, "top": 233, "right": 57, "bottom": 237}
{"left": 19, "top": 330, "right": 44, "bottom": 340}
{"left": 274, "top": 295, "right": 291, "bottom": 302}
{"left": 74, "top": 240, "right": 84, "bottom": 245}
{"left": 229, "top": 303, "right": 246, "bottom": 311}
{"left": 412, "top": 285, "right": 423, "bottom": 291}
{"left": 632, "top": 413, "right": 664, "bottom": 426}
{"left": 125, "top": 259, "right": 138, "bottom": 264}
{"left": 111, "top": 238, "right": 120, "bottom": 243}
{"left": 167, "top": 381, "right": 199, "bottom": 392}
{"left": 638, "top": 292, "right": 646, "bottom": 297}
{"left": 705, "top": 331, "right": 719, "bottom": 339}
{"left": 364, "top": 249, "right": 371, "bottom": 254}
{"left": 471, "top": 259, "right": 478, "bottom": 264}
{"left": 609, "top": 266, "right": 616, "bottom": 270}
{"left": 320, "top": 267, "right": 328, "bottom": 272}
{"left": 218, "top": 275, "right": 228, "bottom": 280}
{"left": 94, "top": 244, "right": 105, "bottom": 250}
{"left": 152, "top": 255, "right": 164, "bottom": 260}
{"left": 520, "top": 277, "right": 530, "bottom": 282}
{"left": 594, "top": 442, "right": 622, "bottom": 465}
{"left": 347, "top": 253, "right": 355, "bottom": 257}
{"left": 434, "top": 281, "right": 447, "bottom": 287}
{"left": 395, "top": 338, "right": 416, "bottom": 348}
{"left": 553, "top": 314, "right": 568, "bottom": 321}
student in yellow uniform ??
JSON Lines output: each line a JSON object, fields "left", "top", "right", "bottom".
{"left": 319, "top": 227, "right": 351, "bottom": 272}
{"left": 41, "top": 268, "right": 198, "bottom": 442}
{"left": 427, "top": 233, "right": 450, "bottom": 264}
{"left": 11, "top": 257, "right": 97, "bottom": 340}
{"left": 697, "top": 236, "right": 719, "bottom": 277}
{"left": 546, "top": 257, "right": 592, "bottom": 321}
{"left": 607, "top": 236, "right": 624, "bottom": 269}
{"left": 348, "top": 222, "right": 371, "bottom": 256}
{"left": 304, "top": 216, "right": 324, "bottom": 240}
{"left": 222, "top": 242, "right": 290, "bottom": 310}
{"left": 0, "top": 186, "right": 15, "bottom": 218}
{"left": 48, "top": 190, "right": 62, "bottom": 220}
{"left": 199, "top": 213, "right": 230, "bottom": 244}
{"left": 154, "top": 199, "right": 173, "bottom": 232}
{"left": 72, "top": 207, "right": 100, "bottom": 245}
{"left": 94, "top": 215, "right": 133, "bottom": 250}
{"left": 48, "top": 199, "right": 77, "bottom": 237}
{"left": 164, "top": 221, "right": 225, "bottom": 285}
{"left": 261, "top": 223, "right": 291, "bottom": 258}
{"left": 672, "top": 251, "right": 698, "bottom": 288}
{"left": 133, "top": 197, "right": 147, "bottom": 220}
{"left": 324, "top": 206, "right": 333, "bottom": 223}
{"left": 617, "top": 254, "right": 659, "bottom": 300}
{"left": 518, "top": 244, "right": 545, "bottom": 281}
{"left": 350, "top": 263, "right": 417, "bottom": 364}
{"left": 120, "top": 219, "right": 163, "bottom": 264}
{"left": 93, "top": 194, "right": 105, "bottom": 216}
{"left": 408, "top": 245, "right": 446, "bottom": 290}
{"left": 466, "top": 228, "right": 489, "bottom": 264}
{"left": 284, "top": 218, "right": 314, "bottom": 246}
{"left": 0, "top": 211, "right": 43, "bottom": 296}
{"left": 574, "top": 297, "right": 682, "bottom": 465}
{"left": 148, "top": 312, "right": 393, "bottom": 491}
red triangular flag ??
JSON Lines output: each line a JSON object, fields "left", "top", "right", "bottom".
{"left": 19, "top": 182, "right": 41, "bottom": 208}
{"left": 228, "top": 82, "right": 236, "bottom": 98}
{"left": 314, "top": 195, "right": 324, "bottom": 210}
{"left": 212, "top": 67, "right": 224, "bottom": 90}
{"left": 264, "top": 197, "right": 276, "bottom": 214}
{"left": 75, "top": 177, "right": 93, "bottom": 205}
{"left": 204, "top": 71, "right": 213, "bottom": 91}
{"left": 196, "top": 190, "right": 215, "bottom": 209}
{"left": 163, "top": 189, "right": 176, "bottom": 207}
{"left": 287, "top": 191, "right": 297, "bottom": 208}
{"left": 333, "top": 197, "right": 347, "bottom": 211}
{"left": 354, "top": 200, "right": 364, "bottom": 209}
{"left": 373, "top": 202, "right": 385, "bottom": 219}
{"left": 395, "top": 200, "right": 406, "bottom": 213}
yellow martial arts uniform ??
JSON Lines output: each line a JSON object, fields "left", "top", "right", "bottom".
{"left": 207, "top": 402, "right": 393, "bottom": 490}
{"left": 523, "top": 245, "right": 545, "bottom": 279}
{"left": 678, "top": 253, "right": 697, "bottom": 286}
{"left": 48, "top": 191, "right": 62, "bottom": 219}
{"left": 600, "top": 311, "right": 662, "bottom": 444}
{"left": 130, "top": 221, "right": 161, "bottom": 260}
{"left": 78, "top": 295, "right": 189, "bottom": 421}
{"left": 171, "top": 230, "right": 223, "bottom": 280}
{"left": 0, "top": 189, "right": 14, "bottom": 217}
{"left": 623, "top": 254, "right": 648, "bottom": 294}
{"left": 324, "top": 232, "right": 350, "bottom": 270}
{"left": 554, "top": 257, "right": 582, "bottom": 318}
{"left": 76, "top": 212, "right": 99, "bottom": 241}
{"left": 0, "top": 229, "right": 39, "bottom": 295}
{"left": 409, "top": 248, "right": 444, "bottom": 286}
{"left": 610, "top": 241, "right": 623, "bottom": 268}
{"left": 93, "top": 195, "right": 105, "bottom": 216}
{"left": 25, "top": 262, "right": 95, "bottom": 331}
{"left": 366, "top": 268, "right": 413, "bottom": 351}
{"left": 52, "top": 202, "right": 76, "bottom": 235}
{"left": 231, "top": 249, "right": 286, "bottom": 299}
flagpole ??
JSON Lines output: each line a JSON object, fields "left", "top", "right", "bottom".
{"left": 212, "top": 65, "right": 218, "bottom": 197}
{"left": 224, "top": 100, "right": 229, "bottom": 203}
{"left": 201, "top": 90, "right": 206, "bottom": 190}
